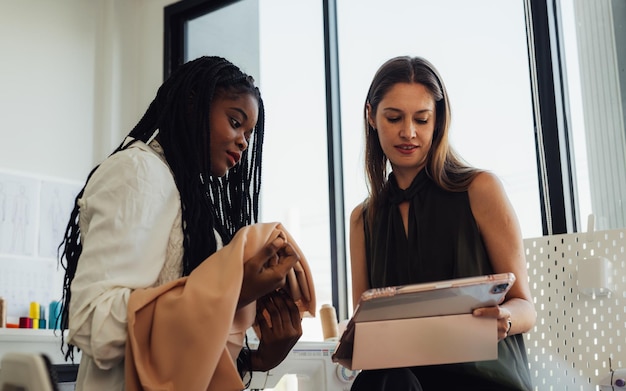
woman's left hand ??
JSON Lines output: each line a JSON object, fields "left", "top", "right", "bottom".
{"left": 251, "top": 289, "right": 303, "bottom": 371}
{"left": 473, "top": 305, "right": 512, "bottom": 340}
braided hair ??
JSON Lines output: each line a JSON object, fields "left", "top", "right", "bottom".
{"left": 57, "top": 56, "right": 265, "bottom": 360}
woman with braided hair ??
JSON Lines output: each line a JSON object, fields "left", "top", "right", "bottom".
{"left": 58, "top": 56, "right": 309, "bottom": 390}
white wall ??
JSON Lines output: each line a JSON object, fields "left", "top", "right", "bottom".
{"left": 0, "top": 0, "right": 177, "bottom": 182}
{"left": 0, "top": 0, "right": 177, "bottom": 320}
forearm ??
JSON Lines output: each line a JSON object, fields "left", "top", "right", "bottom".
{"left": 250, "top": 350, "right": 269, "bottom": 372}
{"left": 237, "top": 348, "right": 275, "bottom": 373}
{"left": 501, "top": 297, "right": 536, "bottom": 335}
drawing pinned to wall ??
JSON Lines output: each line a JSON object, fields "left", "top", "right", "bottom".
{"left": 0, "top": 170, "right": 80, "bottom": 321}
{"left": 0, "top": 257, "right": 56, "bottom": 319}
{"left": 0, "top": 172, "right": 39, "bottom": 256}
{"left": 38, "top": 180, "right": 81, "bottom": 259}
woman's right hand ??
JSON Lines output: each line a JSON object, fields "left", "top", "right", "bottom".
{"left": 238, "top": 235, "right": 299, "bottom": 309}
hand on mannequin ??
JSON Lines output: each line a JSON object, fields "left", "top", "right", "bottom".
{"left": 238, "top": 236, "right": 299, "bottom": 309}
{"left": 251, "top": 289, "right": 303, "bottom": 371}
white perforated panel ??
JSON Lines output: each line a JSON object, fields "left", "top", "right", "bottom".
{"left": 524, "top": 229, "right": 626, "bottom": 390}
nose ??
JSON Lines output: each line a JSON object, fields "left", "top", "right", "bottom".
{"left": 400, "top": 118, "right": 417, "bottom": 139}
{"left": 236, "top": 132, "right": 248, "bottom": 151}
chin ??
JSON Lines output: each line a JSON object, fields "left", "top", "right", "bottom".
{"left": 210, "top": 167, "right": 228, "bottom": 178}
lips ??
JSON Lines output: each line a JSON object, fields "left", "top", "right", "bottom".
{"left": 227, "top": 151, "right": 241, "bottom": 166}
{"left": 395, "top": 144, "right": 418, "bottom": 154}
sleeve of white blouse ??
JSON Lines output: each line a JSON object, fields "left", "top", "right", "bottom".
{"left": 67, "top": 146, "right": 180, "bottom": 370}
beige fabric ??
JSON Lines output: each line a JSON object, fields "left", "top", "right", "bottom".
{"left": 125, "top": 222, "right": 316, "bottom": 391}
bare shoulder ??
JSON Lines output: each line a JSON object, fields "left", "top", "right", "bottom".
{"left": 467, "top": 171, "right": 515, "bottom": 224}
{"left": 468, "top": 171, "right": 507, "bottom": 203}
{"left": 350, "top": 202, "right": 366, "bottom": 226}
{"left": 469, "top": 171, "right": 503, "bottom": 191}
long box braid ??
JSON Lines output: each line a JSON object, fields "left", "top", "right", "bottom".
{"left": 57, "top": 56, "right": 265, "bottom": 361}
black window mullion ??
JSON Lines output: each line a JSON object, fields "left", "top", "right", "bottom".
{"left": 525, "top": 0, "right": 577, "bottom": 235}
{"left": 323, "top": 0, "right": 349, "bottom": 321}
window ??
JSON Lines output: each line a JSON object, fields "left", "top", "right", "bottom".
{"left": 559, "top": 0, "right": 626, "bottom": 231}
{"left": 167, "top": 0, "right": 331, "bottom": 341}
{"left": 257, "top": 0, "right": 330, "bottom": 341}
{"left": 164, "top": 0, "right": 626, "bottom": 338}
{"left": 335, "top": 0, "right": 540, "bottom": 308}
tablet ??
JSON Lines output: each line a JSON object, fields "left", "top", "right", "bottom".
{"left": 331, "top": 273, "right": 516, "bottom": 367}
{"left": 351, "top": 272, "right": 516, "bottom": 323}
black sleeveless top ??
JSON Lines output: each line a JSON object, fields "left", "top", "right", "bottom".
{"left": 363, "top": 170, "right": 533, "bottom": 390}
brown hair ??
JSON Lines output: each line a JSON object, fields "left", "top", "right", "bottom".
{"left": 363, "top": 56, "right": 482, "bottom": 223}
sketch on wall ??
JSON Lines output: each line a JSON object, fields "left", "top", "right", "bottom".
{"left": 0, "top": 170, "right": 81, "bottom": 320}
{"left": 0, "top": 257, "right": 56, "bottom": 318}
{"left": 0, "top": 171, "right": 81, "bottom": 259}
{"left": 0, "top": 172, "right": 39, "bottom": 256}
{"left": 38, "top": 180, "right": 81, "bottom": 259}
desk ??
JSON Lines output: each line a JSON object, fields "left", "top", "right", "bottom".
{"left": 0, "top": 329, "right": 80, "bottom": 365}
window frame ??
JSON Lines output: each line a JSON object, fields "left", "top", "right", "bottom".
{"left": 525, "top": 0, "right": 579, "bottom": 235}
{"left": 163, "top": 0, "right": 241, "bottom": 79}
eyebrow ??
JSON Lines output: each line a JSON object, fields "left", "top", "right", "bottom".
{"left": 229, "top": 107, "right": 249, "bottom": 122}
{"left": 382, "top": 107, "right": 433, "bottom": 114}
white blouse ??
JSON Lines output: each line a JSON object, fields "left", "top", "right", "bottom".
{"left": 68, "top": 139, "right": 186, "bottom": 390}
